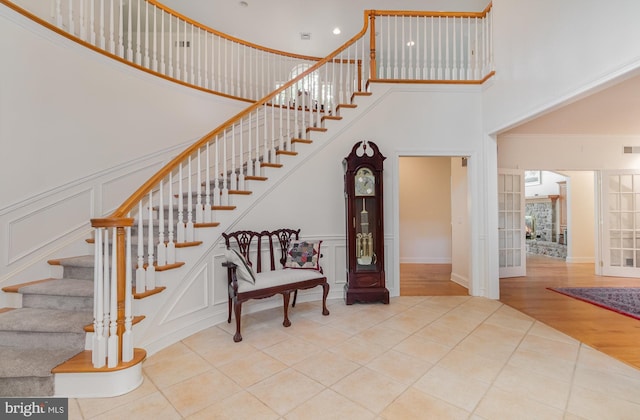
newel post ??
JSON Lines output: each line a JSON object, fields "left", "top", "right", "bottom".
{"left": 369, "top": 11, "right": 377, "bottom": 80}
{"left": 90, "top": 217, "right": 134, "bottom": 368}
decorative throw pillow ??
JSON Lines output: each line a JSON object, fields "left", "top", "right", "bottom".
{"left": 225, "top": 248, "right": 256, "bottom": 284}
{"left": 285, "top": 240, "right": 322, "bottom": 270}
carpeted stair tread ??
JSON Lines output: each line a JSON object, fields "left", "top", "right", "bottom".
{"left": 0, "top": 346, "right": 80, "bottom": 378}
{"left": 50, "top": 255, "right": 94, "bottom": 268}
{"left": 19, "top": 278, "right": 94, "bottom": 297}
{"left": 0, "top": 308, "right": 92, "bottom": 333}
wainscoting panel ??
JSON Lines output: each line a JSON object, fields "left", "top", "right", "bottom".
{"left": 101, "top": 162, "right": 164, "bottom": 214}
{"left": 159, "top": 264, "right": 209, "bottom": 324}
{"left": 7, "top": 188, "right": 93, "bottom": 264}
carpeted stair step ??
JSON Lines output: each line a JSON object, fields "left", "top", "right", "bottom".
{"left": 0, "top": 307, "right": 92, "bottom": 350}
{"left": 16, "top": 278, "right": 94, "bottom": 311}
{"left": 49, "top": 255, "right": 94, "bottom": 280}
{"left": 0, "top": 346, "right": 81, "bottom": 397}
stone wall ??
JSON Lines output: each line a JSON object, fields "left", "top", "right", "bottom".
{"left": 526, "top": 240, "right": 567, "bottom": 259}
{"left": 526, "top": 196, "right": 567, "bottom": 259}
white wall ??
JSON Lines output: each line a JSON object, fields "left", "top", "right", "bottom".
{"left": 399, "top": 157, "right": 452, "bottom": 264}
{"left": 565, "top": 171, "right": 595, "bottom": 263}
{"left": 0, "top": 6, "right": 245, "bottom": 207}
{"left": 451, "top": 157, "right": 470, "bottom": 287}
{"left": 484, "top": 0, "right": 640, "bottom": 134}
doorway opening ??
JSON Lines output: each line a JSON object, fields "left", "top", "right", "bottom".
{"left": 398, "top": 156, "right": 470, "bottom": 296}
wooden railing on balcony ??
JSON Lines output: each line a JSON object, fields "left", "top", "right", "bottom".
{"left": 1, "top": 0, "right": 494, "bottom": 369}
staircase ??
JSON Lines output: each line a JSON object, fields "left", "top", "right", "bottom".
{"left": 0, "top": 89, "right": 376, "bottom": 397}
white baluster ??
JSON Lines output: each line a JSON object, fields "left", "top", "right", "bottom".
{"left": 67, "top": 0, "right": 74, "bottom": 36}
{"left": 474, "top": 17, "right": 480, "bottom": 79}
{"left": 213, "top": 137, "right": 221, "bottom": 206}
{"left": 467, "top": 17, "right": 472, "bottom": 80}
{"left": 270, "top": 104, "right": 276, "bottom": 163}
{"left": 160, "top": 8, "right": 165, "bottom": 74}
{"left": 117, "top": 0, "right": 124, "bottom": 57}
{"left": 143, "top": 1, "right": 149, "bottom": 68}
{"left": 190, "top": 24, "right": 195, "bottom": 84}
{"left": 126, "top": 0, "right": 132, "bottom": 61}
{"left": 239, "top": 119, "right": 245, "bottom": 191}
{"left": 108, "top": 0, "right": 115, "bottom": 53}
{"left": 79, "top": 0, "right": 86, "bottom": 41}
{"left": 263, "top": 104, "right": 269, "bottom": 167}
{"left": 177, "top": 163, "right": 186, "bottom": 242}
{"left": 196, "top": 149, "right": 204, "bottom": 223}
{"left": 55, "top": 0, "right": 62, "bottom": 27}
{"left": 102, "top": 228, "right": 110, "bottom": 356}
{"left": 182, "top": 19, "right": 187, "bottom": 81}
{"left": 445, "top": 17, "right": 450, "bottom": 80}
{"left": 186, "top": 156, "right": 195, "bottom": 242}
{"left": 221, "top": 132, "right": 229, "bottom": 205}
{"left": 459, "top": 16, "right": 464, "bottom": 81}
{"left": 204, "top": 31, "right": 210, "bottom": 89}
{"left": 168, "top": 13, "right": 174, "bottom": 77}
{"left": 146, "top": 192, "right": 156, "bottom": 289}
{"left": 167, "top": 171, "right": 176, "bottom": 264}
{"left": 254, "top": 111, "right": 260, "bottom": 175}
{"left": 92, "top": 228, "right": 106, "bottom": 368}
{"left": 135, "top": 0, "right": 141, "bottom": 65}
{"left": 156, "top": 180, "right": 166, "bottom": 267}
{"left": 99, "top": 0, "right": 106, "bottom": 49}
{"left": 216, "top": 35, "right": 222, "bottom": 91}
{"left": 431, "top": 17, "right": 436, "bottom": 79}
{"left": 135, "top": 202, "right": 145, "bottom": 293}
{"left": 122, "top": 223, "right": 133, "bottom": 362}
{"left": 452, "top": 17, "right": 457, "bottom": 80}
{"left": 204, "top": 143, "right": 213, "bottom": 223}
{"left": 401, "top": 17, "right": 406, "bottom": 79}
{"left": 437, "top": 17, "right": 442, "bottom": 80}
{"left": 89, "top": 0, "right": 96, "bottom": 45}
{"left": 107, "top": 228, "right": 119, "bottom": 368}
{"left": 422, "top": 16, "right": 428, "bottom": 79}
{"left": 152, "top": 4, "right": 158, "bottom": 71}
{"left": 230, "top": 125, "right": 237, "bottom": 191}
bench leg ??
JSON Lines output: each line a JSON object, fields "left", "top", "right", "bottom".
{"left": 227, "top": 295, "right": 232, "bottom": 324}
{"left": 233, "top": 300, "right": 243, "bottom": 342}
{"left": 292, "top": 290, "right": 298, "bottom": 307}
{"left": 282, "top": 292, "right": 292, "bottom": 327}
{"left": 321, "top": 283, "right": 330, "bottom": 316}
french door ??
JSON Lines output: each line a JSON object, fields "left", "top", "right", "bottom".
{"left": 498, "top": 169, "right": 526, "bottom": 277}
{"left": 601, "top": 170, "right": 640, "bottom": 277}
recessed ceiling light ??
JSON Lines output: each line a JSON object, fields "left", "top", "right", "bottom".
{"left": 406, "top": 40, "right": 415, "bottom": 47}
{"left": 332, "top": 27, "right": 341, "bottom": 35}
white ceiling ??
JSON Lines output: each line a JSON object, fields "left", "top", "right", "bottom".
{"left": 157, "top": 0, "right": 640, "bottom": 137}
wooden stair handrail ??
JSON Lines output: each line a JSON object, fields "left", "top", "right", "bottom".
{"left": 149, "top": 0, "right": 323, "bottom": 63}
{"left": 98, "top": 10, "right": 372, "bottom": 224}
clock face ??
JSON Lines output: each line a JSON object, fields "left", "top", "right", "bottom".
{"left": 355, "top": 168, "right": 375, "bottom": 196}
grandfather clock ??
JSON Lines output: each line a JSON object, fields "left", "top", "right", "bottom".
{"left": 343, "top": 140, "right": 389, "bottom": 305}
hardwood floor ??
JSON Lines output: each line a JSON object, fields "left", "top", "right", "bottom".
{"left": 500, "top": 255, "right": 640, "bottom": 370}
{"left": 400, "top": 257, "right": 640, "bottom": 370}
{"left": 400, "top": 263, "right": 468, "bottom": 296}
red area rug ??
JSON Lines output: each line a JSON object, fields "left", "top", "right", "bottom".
{"left": 548, "top": 287, "right": 640, "bottom": 321}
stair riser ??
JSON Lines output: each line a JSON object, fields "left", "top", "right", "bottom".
{"left": 0, "top": 332, "right": 86, "bottom": 350}
{"left": 62, "top": 266, "right": 93, "bottom": 280}
{"left": 0, "top": 377, "right": 53, "bottom": 397}
{"left": 22, "top": 295, "right": 93, "bottom": 312}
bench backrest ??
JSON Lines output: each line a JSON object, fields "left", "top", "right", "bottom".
{"left": 222, "top": 228, "right": 300, "bottom": 273}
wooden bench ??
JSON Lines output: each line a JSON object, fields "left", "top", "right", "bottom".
{"left": 222, "top": 228, "right": 330, "bottom": 342}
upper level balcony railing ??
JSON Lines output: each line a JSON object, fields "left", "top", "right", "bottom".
{"left": 9, "top": 1, "right": 493, "bottom": 104}
{"left": 2, "top": 0, "right": 493, "bottom": 370}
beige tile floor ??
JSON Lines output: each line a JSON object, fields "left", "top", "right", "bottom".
{"left": 68, "top": 296, "right": 640, "bottom": 419}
